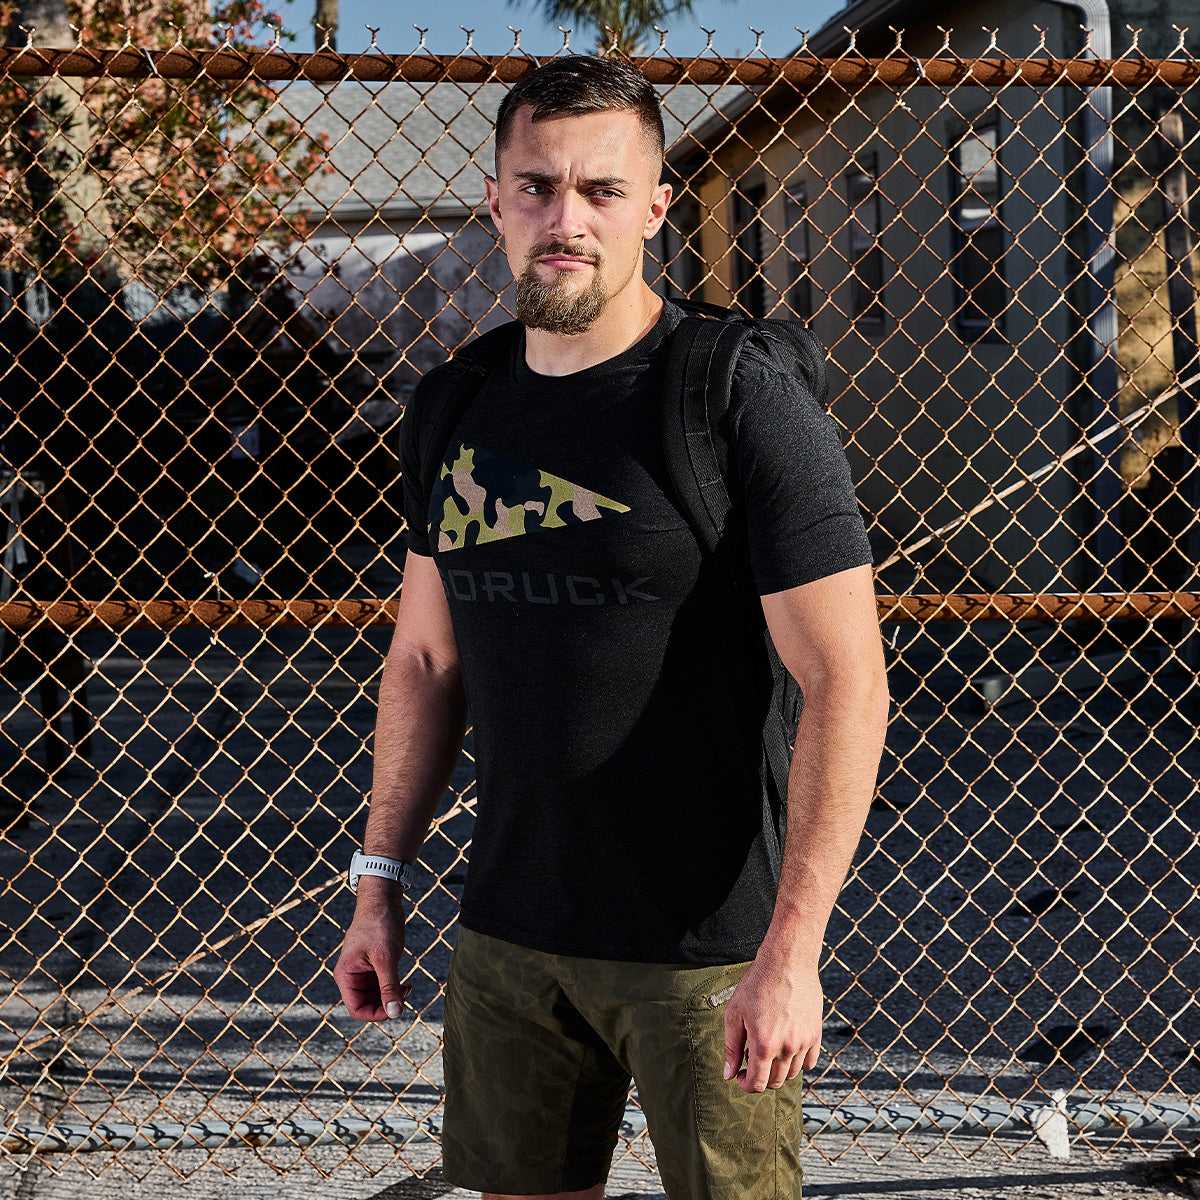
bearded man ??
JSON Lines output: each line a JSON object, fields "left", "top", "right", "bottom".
{"left": 334, "top": 54, "right": 888, "bottom": 1200}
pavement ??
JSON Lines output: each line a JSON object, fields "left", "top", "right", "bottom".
{"left": 0, "top": 1126, "right": 1197, "bottom": 1198}
{"left": 1, "top": 538, "right": 1197, "bottom": 1197}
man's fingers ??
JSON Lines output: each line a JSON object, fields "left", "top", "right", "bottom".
{"left": 336, "top": 964, "right": 385, "bottom": 1019}
{"left": 335, "top": 948, "right": 410, "bottom": 1021}
{"left": 803, "top": 1039, "right": 821, "bottom": 1071}
{"left": 339, "top": 973, "right": 410, "bottom": 1021}
{"left": 364, "top": 948, "right": 409, "bottom": 1020}
{"left": 745, "top": 1044, "right": 811, "bottom": 1093}
{"left": 767, "top": 1049, "right": 802, "bottom": 1090}
{"left": 739, "top": 1041, "right": 773, "bottom": 1093}
{"left": 384, "top": 982, "right": 413, "bottom": 1019}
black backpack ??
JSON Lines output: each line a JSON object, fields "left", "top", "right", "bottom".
{"left": 409, "top": 299, "right": 830, "bottom": 812}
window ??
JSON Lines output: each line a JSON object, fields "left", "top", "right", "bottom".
{"left": 783, "top": 183, "right": 812, "bottom": 320}
{"left": 847, "top": 156, "right": 884, "bottom": 327}
{"left": 731, "top": 181, "right": 767, "bottom": 318}
{"left": 949, "top": 118, "right": 1008, "bottom": 338}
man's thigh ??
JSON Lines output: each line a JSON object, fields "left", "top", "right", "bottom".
{"left": 569, "top": 957, "right": 804, "bottom": 1200}
{"left": 441, "top": 929, "right": 632, "bottom": 1196}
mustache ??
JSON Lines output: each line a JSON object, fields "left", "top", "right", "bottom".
{"left": 527, "top": 241, "right": 600, "bottom": 264}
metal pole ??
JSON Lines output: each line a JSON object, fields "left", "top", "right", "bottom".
{"left": 1043, "top": 0, "right": 1122, "bottom": 587}
{"left": 6, "top": 1098, "right": 1200, "bottom": 1156}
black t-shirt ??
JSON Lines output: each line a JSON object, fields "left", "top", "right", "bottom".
{"left": 400, "top": 302, "right": 872, "bottom": 964}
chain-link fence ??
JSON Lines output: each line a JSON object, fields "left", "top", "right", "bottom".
{"left": 0, "top": 23, "right": 1198, "bottom": 1186}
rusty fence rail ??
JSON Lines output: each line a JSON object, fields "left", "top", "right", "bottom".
{"left": 3, "top": 592, "right": 1200, "bottom": 632}
{"left": 0, "top": 28, "right": 1197, "bottom": 1186}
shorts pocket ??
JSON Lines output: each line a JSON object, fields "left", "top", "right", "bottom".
{"left": 684, "top": 963, "right": 779, "bottom": 1150}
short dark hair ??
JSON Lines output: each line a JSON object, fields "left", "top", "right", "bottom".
{"left": 494, "top": 56, "right": 665, "bottom": 165}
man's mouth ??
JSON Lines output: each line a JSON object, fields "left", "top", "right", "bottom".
{"left": 538, "top": 254, "right": 596, "bottom": 271}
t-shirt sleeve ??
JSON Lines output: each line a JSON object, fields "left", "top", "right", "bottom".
{"left": 730, "top": 344, "right": 873, "bottom": 595}
{"left": 398, "top": 371, "right": 440, "bottom": 558}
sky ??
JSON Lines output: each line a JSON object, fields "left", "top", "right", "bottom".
{"left": 277, "top": 0, "right": 848, "bottom": 58}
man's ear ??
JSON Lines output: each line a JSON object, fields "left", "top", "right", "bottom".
{"left": 643, "top": 182, "right": 672, "bottom": 240}
{"left": 485, "top": 175, "right": 503, "bottom": 235}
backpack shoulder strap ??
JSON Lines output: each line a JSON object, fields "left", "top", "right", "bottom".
{"left": 415, "top": 322, "right": 522, "bottom": 510}
{"left": 669, "top": 296, "right": 742, "bottom": 323}
{"left": 662, "top": 305, "right": 809, "bottom": 812}
{"left": 662, "top": 306, "right": 831, "bottom": 568}
{"left": 661, "top": 312, "right": 756, "bottom": 575}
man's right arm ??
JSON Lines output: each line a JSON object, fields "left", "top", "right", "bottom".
{"left": 333, "top": 551, "right": 467, "bottom": 1021}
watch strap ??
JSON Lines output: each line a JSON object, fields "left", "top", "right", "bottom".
{"left": 349, "top": 850, "right": 414, "bottom": 892}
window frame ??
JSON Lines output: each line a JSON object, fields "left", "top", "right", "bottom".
{"left": 947, "top": 112, "right": 1010, "bottom": 341}
{"left": 783, "top": 181, "right": 813, "bottom": 321}
{"left": 731, "top": 178, "right": 768, "bottom": 319}
{"left": 847, "top": 154, "right": 886, "bottom": 330}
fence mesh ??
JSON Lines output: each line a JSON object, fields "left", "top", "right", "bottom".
{"left": 0, "top": 27, "right": 1198, "bottom": 1185}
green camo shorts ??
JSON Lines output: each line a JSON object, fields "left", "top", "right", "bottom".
{"left": 442, "top": 927, "right": 803, "bottom": 1199}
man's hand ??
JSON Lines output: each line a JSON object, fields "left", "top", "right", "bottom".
{"left": 722, "top": 945, "right": 823, "bottom": 1093}
{"left": 333, "top": 884, "right": 411, "bottom": 1021}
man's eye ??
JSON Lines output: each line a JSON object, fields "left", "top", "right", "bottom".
{"left": 593, "top": 189, "right": 620, "bottom": 200}
{"left": 522, "top": 184, "right": 549, "bottom": 195}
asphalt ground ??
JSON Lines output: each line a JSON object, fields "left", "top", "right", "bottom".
{"left": 0, "top": 1125, "right": 1197, "bottom": 1197}
{"left": 1, "top": 544, "right": 1196, "bottom": 1196}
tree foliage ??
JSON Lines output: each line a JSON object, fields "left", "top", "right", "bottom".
{"left": 0, "top": 0, "right": 327, "bottom": 292}
{"left": 507, "top": 0, "right": 700, "bottom": 54}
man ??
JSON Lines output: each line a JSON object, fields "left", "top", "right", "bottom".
{"left": 334, "top": 55, "right": 889, "bottom": 1200}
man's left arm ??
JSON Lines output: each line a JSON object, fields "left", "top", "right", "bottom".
{"left": 723, "top": 562, "right": 889, "bottom": 1093}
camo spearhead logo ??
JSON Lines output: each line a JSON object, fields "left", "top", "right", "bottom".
{"left": 430, "top": 444, "right": 631, "bottom": 553}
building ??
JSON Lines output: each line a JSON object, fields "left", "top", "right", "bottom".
{"left": 278, "top": 80, "right": 514, "bottom": 419}
{"left": 665, "top": 0, "right": 1200, "bottom": 593}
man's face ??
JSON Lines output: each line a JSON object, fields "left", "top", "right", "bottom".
{"left": 486, "top": 106, "right": 671, "bottom": 335}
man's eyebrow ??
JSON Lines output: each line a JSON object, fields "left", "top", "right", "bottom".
{"left": 511, "top": 170, "right": 631, "bottom": 189}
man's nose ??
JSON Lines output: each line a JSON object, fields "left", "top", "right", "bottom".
{"left": 547, "top": 189, "right": 587, "bottom": 239}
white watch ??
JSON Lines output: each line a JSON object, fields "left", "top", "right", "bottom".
{"left": 348, "top": 850, "right": 414, "bottom": 893}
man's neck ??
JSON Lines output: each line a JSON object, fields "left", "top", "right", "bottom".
{"left": 522, "top": 284, "right": 664, "bottom": 377}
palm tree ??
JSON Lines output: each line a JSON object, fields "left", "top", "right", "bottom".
{"left": 508, "top": 0, "right": 700, "bottom": 55}
{"left": 315, "top": 0, "right": 338, "bottom": 49}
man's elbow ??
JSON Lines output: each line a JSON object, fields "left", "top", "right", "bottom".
{"left": 801, "top": 648, "right": 890, "bottom": 736}
{"left": 383, "top": 637, "right": 463, "bottom": 693}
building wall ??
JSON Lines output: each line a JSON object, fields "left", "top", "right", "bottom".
{"left": 1107, "top": 0, "right": 1200, "bottom": 592}
{"left": 285, "top": 208, "right": 512, "bottom": 400}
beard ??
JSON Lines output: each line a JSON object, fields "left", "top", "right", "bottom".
{"left": 515, "top": 242, "right": 607, "bottom": 335}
